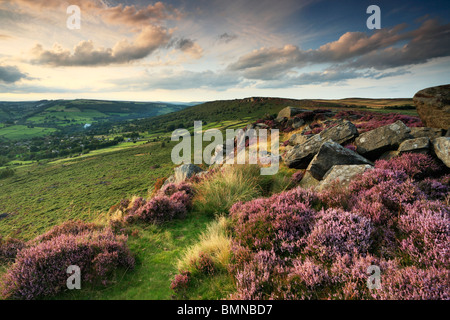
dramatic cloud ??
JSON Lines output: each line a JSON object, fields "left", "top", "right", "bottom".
{"left": 31, "top": 26, "right": 172, "bottom": 66}
{"left": 0, "top": 65, "right": 27, "bottom": 83}
{"left": 228, "top": 19, "right": 450, "bottom": 81}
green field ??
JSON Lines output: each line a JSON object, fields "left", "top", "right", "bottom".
{"left": 0, "top": 125, "right": 57, "bottom": 140}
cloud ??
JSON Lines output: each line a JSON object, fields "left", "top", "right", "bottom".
{"left": 218, "top": 33, "right": 238, "bottom": 43}
{"left": 0, "top": 33, "right": 11, "bottom": 39}
{"left": 102, "top": 2, "right": 182, "bottom": 27}
{"left": 31, "top": 26, "right": 172, "bottom": 66}
{"left": 171, "top": 38, "right": 203, "bottom": 59}
{"left": 0, "top": 65, "right": 27, "bottom": 83}
{"left": 228, "top": 19, "right": 450, "bottom": 81}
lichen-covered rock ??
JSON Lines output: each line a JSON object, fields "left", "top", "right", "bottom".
{"left": 283, "top": 134, "right": 325, "bottom": 168}
{"left": 319, "top": 120, "right": 358, "bottom": 145}
{"left": 413, "top": 84, "right": 450, "bottom": 129}
{"left": 409, "top": 127, "right": 444, "bottom": 140}
{"left": 433, "top": 137, "right": 450, "bottom": 168}
{"left": 398, "top": 137, "right": 430, "bottom": 154}
{"left": 317, "top": 164, "right": 373, "bottom": 191}
{"left": 288, "top": 133, "right": 310, "bottom": 146}
{"left": 355, "top": 120, "right": 411, "bottom": 158}
{"left": 307, "top": 141, "right": 374, "bottom": 180}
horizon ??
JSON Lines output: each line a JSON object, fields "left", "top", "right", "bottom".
{"left": 0, "top": 0, "right": 449, "bottom": 101}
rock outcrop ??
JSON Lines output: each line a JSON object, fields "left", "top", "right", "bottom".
{"left": 355, "top": 120, "right": 411, "bottom": 159}
{"left": 319, "top": 120, "right": 358, "bottom": 145}
{"left": 409, "top": 127, "right": 444, "bottom": 140}
{"left": 398, "top": 137, "right": 430, "bottom": 154}
{"left": 307, "top": 141, "right": 373, "bottom": 180}
{"left": 283, "top": 134, "right": 325, "bottom": 168}
{"left": 317, "top": 164, "right": 373, "bottom": 191}
{"left": 277, "top": 106, "right": 308, "bottom": 120}
{"left": 433, "top": 137, "right": 450, "bottom": 168}
{"left": 163, "top": 164, "right": 204, "bottom": 187}
{"left": 413, "top": 84, "right": 450, "bottom": 129}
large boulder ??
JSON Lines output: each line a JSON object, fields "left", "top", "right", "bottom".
{"left": 307, "top": 140, "right": 374, "bottom": 180}
{"left": 413, "top": 84, "right": 450, "bottom": 129}
{"left": 409, "top": 127, "right": 444, "bottom": 140}
{"left": 319, "top": 120, "right": 358, "bottom": 145}
{"left": 398, "top": 137, "right": 430, "bottom": 154}
{"left": 283, "top": 134, "right": 325, "bottom": 168}
{"left": 433, "top": 137, "right": 450, "bottom": 168}
{"left": 277, "top": 106, "right": 308, "bottom": 120}
{"left": 355, "top": 120, "right": 411, "bottom": 159}
{"left": 288, "top": 133, "right": 311, "bottom": 146}
{"left": 317, "top": 164, "right": 373, "bottom": 191}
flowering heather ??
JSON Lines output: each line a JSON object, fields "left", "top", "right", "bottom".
{"left": 170, "top": 271, "right": 191, "bottom": 293}
{"left": 374, "top": 266, "right": 449, "bottom": 300}
{"left": 399, "top": 200, "right": 449, "bottom": 268}
{"left": 290, "top": 170, "right": 304, "bottom": 185}
{"left": 228, "top": 153, "right": 449, "bottom": 300}
{"left": 195, "top": 252, "right": 216, "bottom": 275}
{"left": 123, "top": 183, "right": 195, "bottom": 224}
{"left": 1, "top": 226, "right": 134, "bottom": 300}
{"left": 0, "top": 236, "right": 25, "bottom": 264}
{"left": 230, "top": 187, "right": 317, "bottom": 255}
{"left": 375, "top": 153, "right": 441, "bottom": 179}
{"left": 334, "top": 110, "right": 423, "bottom": 133}
{"left": 305, "top": 209, "right": 374, "bottom": 262}
{"left": 134, "top": 194, "right": 186, "bottom": 223}
{"left": 31, "top": 220, "right": 103, "bottom": 244}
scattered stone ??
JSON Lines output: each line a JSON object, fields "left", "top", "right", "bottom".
{"left": 317, "top": 164, "right": 373, "bottom": 191}
{"left": 398, "top": 137, "right": 430, "bottom": 154}
{"left": 163, "top": 164, "right": 204, "bottom": 187}
{"left": 277, "top": 106, "right": 308, "bottom": 120}
{"left": 413, "top": 84, "right": 450, "bottom": 129}
{"left": 409, "top": 127, "right": 444, "bottom": 140}
{"left": 283, "top": 134, "right": 325, "bottom": 168}
{"left": 292, "top": 118, "right": 305, "bottom": 129}
{"left": 433, "top": 137, "right": 450, "bottom": 168}
{"left": 319, "top": 120, "right": 358, "bottom": 145}
{"left": 355, "top": 120, "right": 411, "bottom": 158}
{"left": 307, "top": 140, "right": 374, "bottom": 180}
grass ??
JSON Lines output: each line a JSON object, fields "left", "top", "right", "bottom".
{"left": 0, "top": 141, "right": 176, "bottom": 240}
{"left": 51, "top": 212, "right": 215, "bottom": 300}
{"left": 0, "top": 125, "right": 57, "bottom": 140}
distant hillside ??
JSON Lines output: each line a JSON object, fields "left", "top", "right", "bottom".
{"left": 131, "top": 96, "right": 416, "bottom": 132}
{"left": 0, "top": 99, "right": 190, "bottom": 140}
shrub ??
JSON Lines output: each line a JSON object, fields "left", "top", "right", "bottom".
{"left": 290, "top": 170, "right": 304, "bottom": 185}
{"left": 0, "top": 168, "right": 14, "bottom": 180}
{"left": 398, "top": 200, "right": 449, "bottom": 268}
{"left": 170, "top": 271, "right": 191, "bottom": 293}
{"left": 134, "top": 194, "right": 186, "bottom": 223}
{"left": 230, "top": 187, "right": 317, "bottom": 256}
{"left": 177, "top": 217, "right": 232, "bottom": 274}
{"left": 32, "top": 220, "right": 103, "bottom": 244}
{"left": 1, "top": 226, "right": 134, "bottom": 300}
{"left": 0, "top": 237, "right": 26, "bottom": 264}
{"left": 195, "top": 252, "right": 216, "bottom": 275}
{"left": 375, "top": 153, "right": 441, "bottom": 179}
{"left": 305, "top": 208, "right": 374, "bottom": 262}
{"left": 194, "top": 165, "right": 263, "bottom": 216}
{"left": 374, "top": 266, "right": 449, "bottom": 300}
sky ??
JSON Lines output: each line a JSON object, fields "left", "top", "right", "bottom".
{"left": 0, "top": 0, "right": 449, "bottom": 102}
